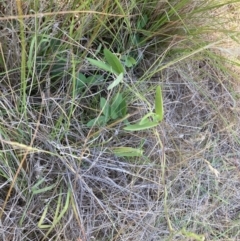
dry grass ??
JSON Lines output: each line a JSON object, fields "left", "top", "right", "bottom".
{"left": 0, "top": 0, "right": 240, "bottom": 241}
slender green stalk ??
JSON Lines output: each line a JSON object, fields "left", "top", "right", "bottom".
{"left": 16, "top": 0, "right": 27, "bottom": 115}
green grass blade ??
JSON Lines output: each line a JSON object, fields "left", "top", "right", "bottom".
{"left": 38, "top": 203, "right": 51, "bottom": 229}
{"left": 27, "top": 35, "right": 36, "bottom": 75}
{"left": 42, "top": 188, "right": 71, "bottom": 239}
{"left": 31, "top": 177, "right": 46, "bottom": 190}
{"left": 32, "top": 183, "right": 56, "bottom": 195}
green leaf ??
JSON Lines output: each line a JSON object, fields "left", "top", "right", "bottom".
{"left": 123, "top": 56, "right": 137, "bottom": 68}
{"left": 87, "top": 116, "right": 107, "bottom": 127}
{"left": 138, "top": 113, "right": 157, "bottom": 125}
{"left": 100, "top": 97, "right": 110, "bottom": 120}
{"left": 155, "top": 85, "right": 164, "bottom": 121}
{"left": 107, "top": 73, "right": 123, "bottom": 90}
{"left": 112, "top": 147, "right": 143, "bottom": 157}
{"left": 119, "top": 98, "right": 127, "bottom": 117}
{"left": 104, "top": 49, "right": 124, "bottom": 74}
{"left": 124, "top": 121, "right": 159, "bottom": 131}
{"left": 76, "top": 73, "right": 87, "bottom": 90}
{"left": 75, "top": 74, "right": 103, "bottom": 94}
{"left": 87, "top": 58, "right": 117, "bottom": 74}
{"left": 100, "top": 97, "right": 106, "bottom": 110}
{"left": 110, "top": 93, "right": 123, "bottom": 119}
{"left": 138, "top": 118, "right": 150, "bottom": 126}
{"left": 87, "top": 75, "right": 103, "bottom": 84}
{"left": 110, "top": 110, "right": 118, "bottom": 120}
{"left": 78, "top": 73, "right": 87, "bottom": 82}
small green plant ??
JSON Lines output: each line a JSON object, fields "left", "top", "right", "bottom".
{"left": 87, "top": 48, "right": 164, "bottom": 131}
{"left": 86, "top": 48, "right": 136, "bottom": 127}
{"left": 124, "top": 85, "right": 164, "bottom": 131}
{"left": 87, "top": 93, "right": 127, "bottom": 127}
{"left": 87, "top": 48, "right": 136, "bottom": 91}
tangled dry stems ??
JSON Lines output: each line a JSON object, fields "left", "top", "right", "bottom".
{"left": 1, "top": 53, "right": 240, "bottom": 240}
